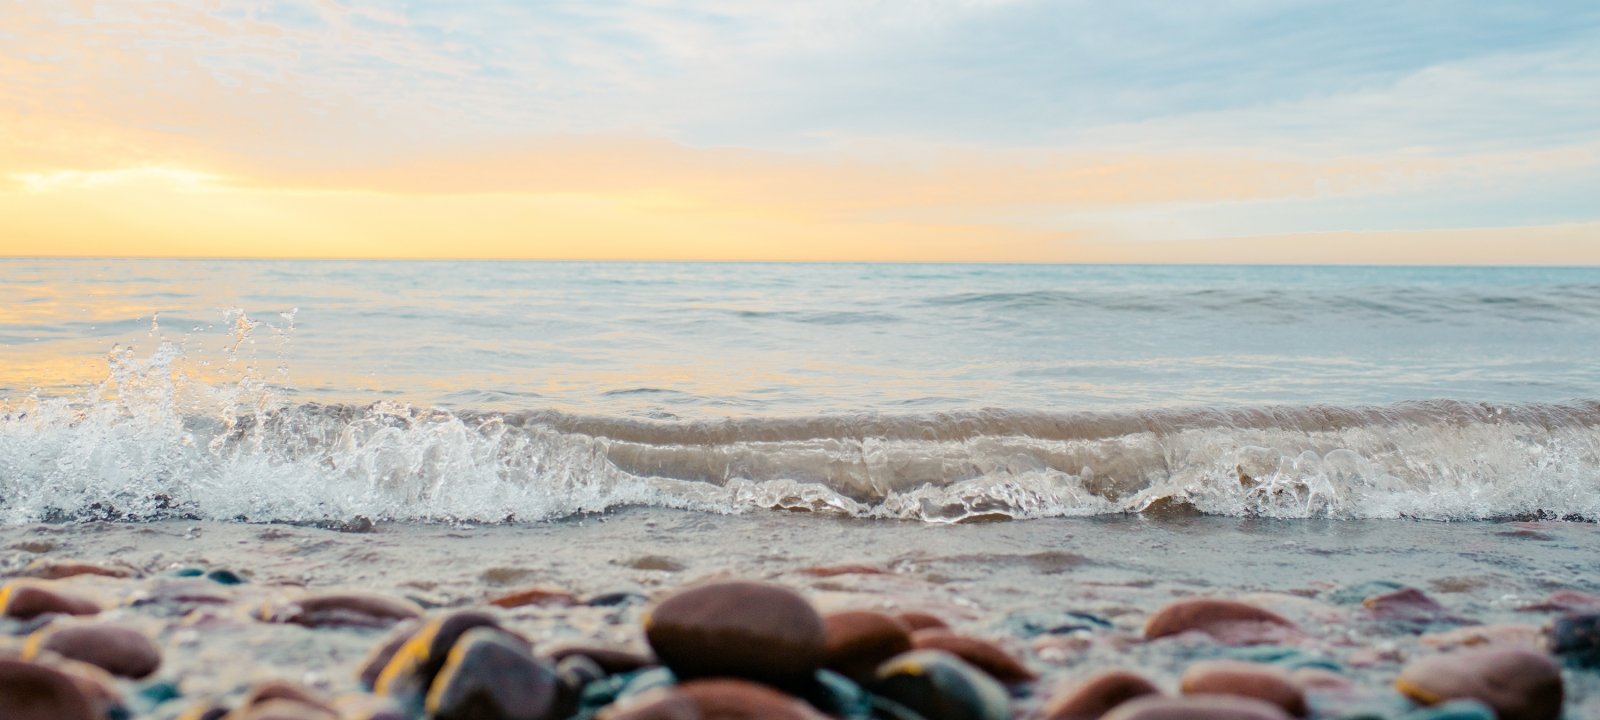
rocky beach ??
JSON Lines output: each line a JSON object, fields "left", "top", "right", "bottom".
{"left": 2, "top": 510, "right": 1597, "bottom": 719}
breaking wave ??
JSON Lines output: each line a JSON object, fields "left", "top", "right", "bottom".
{"left": 3, "top": 339, "right": 1598, "bottom": 525}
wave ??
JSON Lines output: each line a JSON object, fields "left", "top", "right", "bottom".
{"left": 2, "top": 342, "right": 1599, "bottom": 525}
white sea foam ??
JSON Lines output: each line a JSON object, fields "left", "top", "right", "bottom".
{"left": 3, "top": 335, "right": 1598, "bottom": 525}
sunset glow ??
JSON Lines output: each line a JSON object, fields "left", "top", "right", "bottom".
{"left": 3, "top": 2, "right": 1598, "bottom": 262}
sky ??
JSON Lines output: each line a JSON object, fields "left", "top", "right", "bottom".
{"left": 2, "top": 1, "right": 1599, "bottom": 263}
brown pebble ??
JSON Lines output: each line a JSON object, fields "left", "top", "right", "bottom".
{"left": 1143, "top": 599, "right": 1297, "bottom": 644}
{"left": 239, "top": 680, "right": 335, "bottom": 712}
{"left": 0, "top": 659, "right": 97, "bottom": 720}
{"left": 546, "top": 645, "right": 656, "bottom": 675}
{"left": 1287, "top": 667, "right": 1352, "bottom": 692}
{"left": 231, "top": 698, "right": 338, "bottom": 720}
{"left": 1421, "top": 624, "right": 1544, "bottom": 651}
{"left": 897, "top": 611, "right": 951, "bottom": 631}
{"left": 16, "top": 560, "right": 135, "bottom": 580}
{"left": 910, "top": 629, "right": 1036, "bottom": 683}
{"left": 0, "top": 582, "right": 101, "bottom": 619}
{"left": 26, "top": 623, "right": 161, "bottom": 679}
{"left": 1363, "top": 588, "right": 1472, "bottom": 628}
{"left": 1041, "top": 669, "right": 1161, "bottom": 720}
{"left": 489, "top": 585, "right": 578, "bottom": 609}
{"left": 643, "top": 581, "right": 824, "bottom": 687}
{"left": 1394, "top": 648, "right": 1562, "bottom": 720}
{"left": 1102, "top": 695, "right": 1292, "bottom": 720}
{"left": 260, "top": 592, "right": 422, "bottom": 628}
{"left": 1181, "top": 661, "right": 1306, "bottom": 717}
{"left": 822, "top": 611, "right": 912, "bottom": 683}
{"left": 798, "top": 564, "right": 888, "bottom": 577}
{"left": 1517, "top": 589, "right": 1600, "bottom": 613}
{"left": 358, "top": 621, "right": 421, "bottom": 690}
{"left": 601, "top": 679, "right": 829, "bottom": 720}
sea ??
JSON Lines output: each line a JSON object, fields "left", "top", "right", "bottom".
{"left": 2, "top": 259, "right": 1599, "bottom": 525}
{"left": 4, "top": 259, "right": 1600, "bottom": 714}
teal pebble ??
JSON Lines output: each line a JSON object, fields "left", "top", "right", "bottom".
{"left": 204, "top": 569, "right": 244, "bottom": 585}
{"left": 171, "top": 567, "right": 204, "bottom": 577}
{"left": 1401, "top": 699, "right": 1496, "bottom": 720}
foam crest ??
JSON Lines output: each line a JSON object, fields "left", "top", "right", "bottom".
{"left": 3, "top": 343, "right": 1599, "bottom": 524}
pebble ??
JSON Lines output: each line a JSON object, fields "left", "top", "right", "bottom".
{"left": 1041, "top": 669, "right": 1161, "bottom": 720}
{"left": 1144, "top": 599, "right": 1298, "bottom": 644}
{"left": 376, "top": 611, "right": 519, "bottom": 700}
{"left": 822, "top": 610, "right": 913, "bottom": 683}
{"left": 600, "top": 678, "right": 830, "bottom": 720}
{"left": 231, "top": 698, "right": 339, "bottom": 720}
{"left": 1101, "top": 695, "right": 1293, "bottom": 720}
{"left": 260, "top": 592, "right": 422, "bottom": 628}
{"left": 359, "top": 620, "right": 422, "bottom": 689}
{"left": 0, "top": 581, "right": 101, "bottom": 619}
{"left": 489, "top": 585, "right": 578, "bottom": 608}
{"left": 1394, "top": 648, "right": 1563, "bottom": 720}
{"left": 0, "top": 659, "right": 97, "bottom": 720}
{"left": 1421, "top": 624, "right": 1543, "bottom": 651}
{"left": 1288, "top": 667, "right": 1353, "bottom": 692}
{"left": 1363, "top": 588, "right": 1473, "bottom": 632}
{"left": 425, "top": 627, "right": 558, "bottom": 720}
{"left": 873, "top": 649, "right": 1011, "bottom": 720}
{"left": 897, "top": 611, "right": 951, "bottom": 631}
{"left": 1545, "top": 613, "right": 1600, "bottom": 667}
{"left": 1517, "top": 590, "right": 1600, "bottom": 613}
{"left": 1402, "top": 699, "right": 1498, "bottom": 720}
{"left": 25, "top": 623, "right": 162, "bottom": 679}
{"left": 547, "top": 645, "right": 657, "bottom": 675}
{"left": 909, "top": 628, "right": 1036, "bottom": 683}
{"left": 643, "top": 581, "right": 824, "bottom": 687}
{"left": 1180, "top": 660, "right": 1307, "bottom": 717}
{"left": 16, "top": 559, "right": 135, "bottom": 580}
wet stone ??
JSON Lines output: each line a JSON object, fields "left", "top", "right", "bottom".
{"left": 600, "top": 678, "right": 830, "bottom": 720}
{"left": 26, "top": 623, "right": 162, "bottom": 679}
{"left": 1181, "top": 660, "right": 1307, "bottom": 717}
{"left": 1362, "top": 588, "right": 1474, "bottom": 633}
{"left": 16, "top": 559, "right": 135, "bottom": 580}
{"left": 1144, "top": 599, "right": 1298, "bottom": 645}
{"left": 1400, "top": 699, "right": 1498, "bottom": 720}
{"left": 909, "top": 628, "right": 1036, "bottom": 684}
{"left": 897, "top": 611, "right": 951, "bottom": 632}
{"left": 232, "top": 698, "right": 339, "bottom": 720}
{"left": 1041, "top": 669, "right": 1161, "bottom": 720}
{"left": 0, "top": 581, "right": 101, "bottom": 619}
{"left": 425, "top": 627, "right": 558, "bottom": 720}
{"left": 644, "top": 581, "right": 825, "bottom": 687}
{"left": 1394, "top": 648, "right": 1563, "bottom": 720}
{"left": 547, "top": 645, "right": 657, "bottom": 675}
{"left": 587, "top": 591, "right": 650, "bottom": 607}
{"left": 822, "top": 610, "right": 913, "bottom": 684}
{"left": 205, "top": 569, "right": 245, "bottom": 585}
{"left": 873, "top": 650, "right": 1010, "bottom": 720}
{"left": 0, "top": 659, "right": 98, "bottom": 720}
{"left": 1325, "top": 580, "right": 1406, "bottom": 605}
{"left": 1545, "top": 613, "right": 1600, "bottom": 667}
{"left": 358, "top": 620, "right": 421, "bottom": 690}
{"left": 1102, "top": 695, "right": 1292, "bottom": 720}
{"left": 1003, "top": 610, "right": 1114, "bottom": 638}
{"left": 489, "top": 585, "right": 578, "bottom": 609}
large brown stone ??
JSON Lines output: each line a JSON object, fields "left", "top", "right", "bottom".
{"left": 1102, "top": 695, "right": 1292, "bottom": 720}
{"left": 1143, "top": 599, "right": 1297, "bottom": 644}
{"left": 910, "top": 628, "right": 1035, "bottom": 683}
{"left": 0, "top": 659, "right": 97, "bottom": 720}
{"left": 1042, "top": 670, "right": 1161, "bottom": 720}
{"left": 599, "top": 679, "right": 830, "bottom": 720}
{"left": 1180, "top": 661, "right": 1306, "bottom": 717}
{"left": 1394, "top": 648, "right": 1563, "bottom": 720}
{"left": 0, "top": 581, "right": 101, "bottom": 619}
{"left": 822, "top": 611, "right": 912, "bottom": 683}
{"left": 26, "top": 623, "right": 161, "bottom": 679}
{"left": 643, "top": 581, "right": 824, "bottom": 687}
{"left": 16, "top": 559, "right": 135, "bottom": 580}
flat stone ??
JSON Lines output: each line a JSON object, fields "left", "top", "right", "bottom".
{"left": 0, "top": 581, "right": 101, "bottom": 619}
{"left": 873, "top": 650, "right": 1010, "bottom": 720}
{"left": 600, "top": 679, "right": 830, "bottom": 720}
{"left": 1394, "top": 648, "right": 1563, "bottom": 720}
{"left": 1041, "top": 669, "right": 1160, "bottom": 720}
{"left": 909, "top": 629, "right": 1035, "bottom": 683}
{"left": 1421, "top": 624, "right": 1543, "bottom": 651}
{"left": 1102, "top": 695, "right": 1292, "bottom": 720}
{"left": 376, "top": 611, "right": 515, "bottom": 700}
{"left": 1517, "top": 590, "right": 1600, "bottom": 614}
{"left": 425, "top": 627, "right": 558, "bottom": 720}
{"left": 0, "top": 659, "right": 97, "bottom": 720}
{"left": 232, "top": 698, "right": 339, "bottom": 720}
{"left": 1181, "top": 660, "right": 1307, "bottom": 717}
{"left": 644, "top": 581, "right": 824, "bottom": 687}
{"left": 16, "top": 559, "right": 135, "bottom": 580}
{"left": 1363, "top": 588, "right": 1474, "bottom": 632}
{"left": 489, "top": 586, "right": 578, "bottom": 609}
{"left": 1144, "top": 599, "right": 1297, "bottom": 644}
{"left": 798, "top": 564, "right": 889, "bottom": 577}
{"left": 823, "top": 611, "right": 912, "bottom": 683}
{"left": 260, "top": 592, "right": 422, "bottom": 628}
{"left": 26, "top": 623, "right": 161, "bottom": 679}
